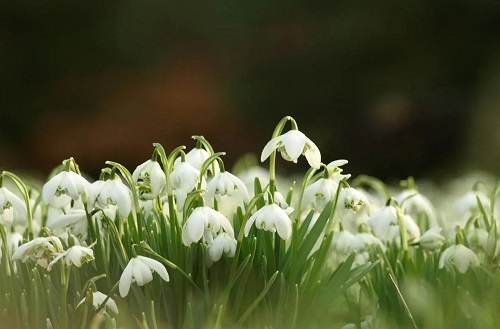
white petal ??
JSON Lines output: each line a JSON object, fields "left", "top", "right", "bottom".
{"left": 282, "top": 130, "right": 306, "bottom": 162}
{"left": 260, "top": 136, "right": 281, "bottom": 162}
{"left": 244, "top": 209, "right": 260, "bottom": 236}
{"left": 304, "top": 143, "right": 321, "bottom": 169}
{"left": 138, "top": 256, "right": 170, "bottom": 282}
{"left": 133, "top": 259, "right": 153, "bottom": 286}
{"left": 42, "top": 172, "right": 63, "bottom": 204}
{"left": 119, "top": 260, "right": 134, "bottom": 297}
{"left": 185, "top": 209, "right": 205, "bottom": 243}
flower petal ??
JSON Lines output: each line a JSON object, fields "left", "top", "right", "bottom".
{"left": 119, "top": 260, "right": 134, "bottom": 297}
{"left": 138, "top": 256, "right": 170, "bottom": 282}
{"left": 260, "top": 136, "right": 281, "bottom": 162}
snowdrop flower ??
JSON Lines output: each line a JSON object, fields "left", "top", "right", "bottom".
{"left": 119, "top": 256, "right": 170, "bottom": 298}
{"left": 351, "top": 232, "right": 385, "bottom": 252}
{"left": 182, "top": 206, "right": 234, "bottom": 246}
{"left": 132, "top": 160, "right": 166, "bottom": 200}
{"left": 77, "top": 291, "right": 118, "bottom": 314}
{"left": 205, "top": 171, "right": 249, "bottom": 206}
{"left": 42, "top": 171, "right": 90, "bottom": 207}
{"left": 368, "top": 205, "right": 420, "bottom": 243}
{"left": 338, "top": 187, "right": 370, "bottom": 215}
{"left": 12, "top": 236, "right": 64, "bottom": 268}
{"left": 326, "top": 160, "right": 351, "bottom": 182}
{"left": 332, "top": 230, "right": 356, "bottom": 255}
{"left": 171, "top": 161, "right": 202, "bottom": 211}
{"left": 0, "top": 232, "right": 23, "bottom": 259}
{"left": 0, "top": 187, "right": 27, "bottom": 227}
{"left": 439, "top": 244, "right": 480, "bottom": 273}
{"left": 301, "top": 178, "right": 339, "bottom": 212}
{"left": 46, "top": 208, "right": 88, "bottom": 242}
{"left": 415, "top": 228, "right": 446, "bottom": 251}
{"left": 244, "top": 204, "right": 292, "bottom": 240}
{"left": 48, "top": 245, "right": 94, "bottom": 270}
{"left": 174, "top": 147, "right": 220, "bottom": 174}
{"left": 261, "top": 129, "right": 321, "bottom": 169}
{"left": 207, "top": 232, "right": 237, "bottom": 263}
{"left": 88, "top": 177, "right": 133, "bottom": 218}
{"left": 263, "top": 190, "right": 294, "bottom": 215}
{"left": 395, "top": 189, "right": 437, "bottom": 229}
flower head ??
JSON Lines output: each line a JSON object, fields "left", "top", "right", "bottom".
{"left": 261, "top": 130, "right": 321, "bottom": 169}
{"left": 119, "top": 256, "right": 170, "bottom": 298}
{"left": 12, "top": 236, "right": 64, "bottom": 268}
{"left": 88, "top": 177, "right": 133, "bottom": 218}
{"left": 302, "top": 178, "right": 339, "bottom": 212}
{"left": 48, "top": 245, "right": 94, "bottom": 270}
{"left": 182, "top": 206, "right": 234, "bottom": 246}
{"left": 207, "top": 232, "right": 237, "bottom": 264}
{"left": 206, "top": 171, "right": 249, "bottom": 206}
{"left": 42, "top": 171, "right": 90, "bottom": 207}
{"left": 78, "top": 291, "right": 118, "bottom": 314}
{"left": 244, "top": 203, "right": 292, "bottom": 240}
{"left": 415, "top": 228, "right": 446, "bottom": 251}
{"left": 439, "top": 244, "right": 480, "bottom": 273}
{"left": 132, "top": 160, "right": 166, "bottom": 200}
{"left": 174, "top": 147, "right": 220, "bottom": 174}
{"left": 0, "top": 187, "right": 27, "bottom": 227}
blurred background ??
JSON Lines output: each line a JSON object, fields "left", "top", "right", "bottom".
{"left": 1, "top": 0, "right": 500, "bottom": 182}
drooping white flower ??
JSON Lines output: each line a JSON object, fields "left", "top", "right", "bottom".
{"left": 174, "top": 147, "right": 220, "bottom": 174}
{"left": 0, "top": 187, "right": 27, "bottom": 227}
{"left": 119, "top": 256, "right": 170, "bottom": 298}
{"left": 47, "top": 245, "right": 95, "bottom": 270}
{"left": 368, "top": 205, "right": 420, "bottom": 243}
{"left": 170, "top": 161, "right": 202, "bottom": 211}
{"left": 261, "top": 129, "right": 321, "bottom": 169}
{"left": 438, "top": 244, "right": 480, "bottom": 273}
{"left": 12, "top": 236, "right": 64, "bottom": 268}
{"left": 325, "top": 159, "right": 351, "bottom": 182}
{"left": 77, "top": 291, "right": 118, "bottom": 314}
{"left": 264, "top": 191, "right": 294, "bottom": 215}
{"left": 132, "top": 160, "right": 166, "bottom": 200}
{"left": 415, "top": 228, "right": 446, "bottom": 251}
{"left": 42, "top": 171, "right": 90, "bottom": 207}
{"left": 182, "top": 206, "right": 234, "bottom": 246}
{"left": 395, "top": 189, "right": 437, "bottom": 229}
{"left": 207, "top": 232, "right": 237, "bottom": 263}
{"left": 205, "top": 171, "right": 249, "bottom": 206}
{"left": 244, "top": 204, "right": 292, "bottom": 240}
{"left": 46, "top": 207, "right": 88, "bottom": 242}
{"left": 302, "top": 178, "right": 339, "bottom": 212}
{"left": 332, "top": 230, "right": 356, "bottom": 255}
{"left": 88, "top": 177, "right": 133, "bottom": 218}
{"left": 0, "top": 232, "right": 23, "bottom": 259}
{"left": 338, "top": 187, "right": 370, "bottom": 215}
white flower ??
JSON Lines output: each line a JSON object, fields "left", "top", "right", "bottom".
{"left": 326, "top": 159, "right": 351, "bottom": 182}
{"left": 439, "top": 244, "right": 480, "bottom": 273}
{"left": 207, "top": 232, "right": 237, "bottom": 263}
{"left": 244, "top": 204, "right": 292, "bottom": 240}
{"left": 395, "top": 189, "right": 437, "bottom": 228}
{"left": 42, "top": 171, "right": 90, "bottom": 207}
{"left": 78, "top": 291, "right": 118, "bottom": 314}
{"left": 338, "top": 187, "right": 370, "bottom": 215}
{"left": 174, "top": 147, "right": 220, "bottom": 174}
{"left": 46, "top": 208, "right": 88, "bottom": 242}
{"left": 171, "top": 161, "right": 202, "bottom": 211}
{"left": 12, "top": 236, "right": 64, "bottom": 268}
{"left": 0, "top": 187, "right": 27, "bottom": 227}
{"left": 261, "top": 130, "right": 321, "bottom": 169}
{"left": 416, "top": 228, "right": 446, "bottom": 251}
{"left": 302, "top": 178, "right": 339, "bottom": 212}
{"left": 88, "top": 178, "right": 133, "bottom": 218}
{"left": 48, "top": 245, "right": 94, "bottom": 270}
{"left": 332, "top": 230, "right": 356, "bottom": 255}
{"left": 368, "top": 206, "right": 420, "bottom": 243}
{"left": 351, "top": 232, "right": 385, "bottom": 252}
{"left": 132, "top": 160, "right": 166, "bottom": 200}
{"left": 119, "top": 256, "right": 170, "bottom": 298}
{"left": 205, "top": 171, "right": 249, "bottom": 206}
{"left": 182, "top": 206, "right": 234, "bottom": 246}
{"left": 0, "top": 232, "right": 23, "bottom": 259}
{"left": 264, "top": 191, "right": 294, "bottom": 215}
